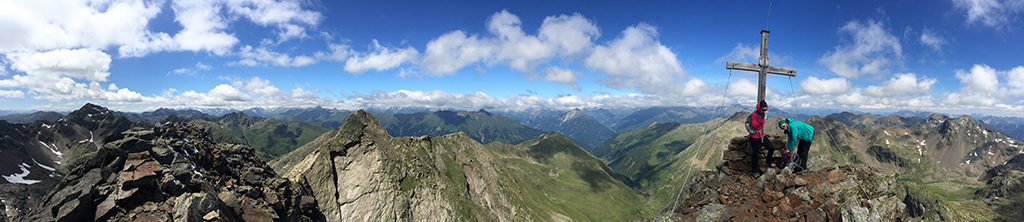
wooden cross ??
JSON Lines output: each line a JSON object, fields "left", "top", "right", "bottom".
{"left": 726, "top": 30, "right": 797, "bottom": 103}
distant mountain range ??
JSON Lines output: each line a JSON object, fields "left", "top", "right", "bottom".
{"left": 3, "top": 104, "right": 1024, "bottom": 220}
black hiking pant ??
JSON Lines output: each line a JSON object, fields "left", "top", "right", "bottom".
{"left": 749, "top": 137, "right": 776, "bottom": 172}
{"left": 794, "top": 139, "right": 811, "bottom": 173}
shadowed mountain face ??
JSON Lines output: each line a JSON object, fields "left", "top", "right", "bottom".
{"left": 503, "top": 108, "right": 616, "bottom": 151}
{"left": 270, "top": 110, "right": 647, "bottom": 221}
{"left": 0, "top": 103, "right": 143, "bottom": 219}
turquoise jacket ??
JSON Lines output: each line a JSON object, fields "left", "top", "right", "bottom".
{"left": 779, "top": 118, "right": 814, "bottom": 152}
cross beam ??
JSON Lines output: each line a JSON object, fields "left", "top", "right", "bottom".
{"left": 726, "top": 30, "right": 797, "bottom": 103}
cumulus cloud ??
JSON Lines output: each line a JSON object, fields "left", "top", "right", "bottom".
{"left": 0, "top": 0, "right": 163, "bottom": 53}
{"left": 122, "top": 0, "right": 322, "bottom": 57}
{"left": 344, "top": 40, "right": 419, "bottom": 74}
{"left": 6, "top": 49, "right": 111, "bottom": 81}
{"left": 946, "top": 64, "right": 1024, "bottom": 106}
{"left": 542, "top": 67, "right": 580, "bottom": 90}
{"left": 234, "top": 45, "right": 316, "bottom": 67}
{"left": 726, "top": 78, "right": 759, "bottom": 97}
{"left": 800, "top": 77, "right": 851, "bottom": 95}
{"left": 421, "top": 30, "right": 496, "bottom": 75}
{"left": 951, "top": 0, "right": 1024, "bottom": 28}
{"left": 420, "top": 10, "right": 598, "bottom": 75}
{"left": 0, "top": 49, "right": 155, "bottom": 103}
{"left": 818, "top": 20, "right": 902, "bottom": 78}
{"left": 864, "top": 73, "right": 935, "bottom": 97}
{"left": 585, "top": 24, "right": 688, "bottom": 96}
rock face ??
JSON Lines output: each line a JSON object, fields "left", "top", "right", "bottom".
{"left": 664, "top": 136, "right": 906, "bottom": 221}
{"left": 271, "top": 110, "right": 645, "bottom": 221}
{"left": 21, "top": 122, "right": 324, "bottom": 221}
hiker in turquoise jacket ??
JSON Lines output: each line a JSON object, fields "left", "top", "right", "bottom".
{"left": 779, "top": 118, "right": 814, "bottom": 173}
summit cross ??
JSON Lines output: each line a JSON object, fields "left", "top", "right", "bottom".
{"left": 726, "top": 30, "right": 797, "bottom": 103}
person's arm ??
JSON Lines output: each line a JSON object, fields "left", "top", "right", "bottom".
{"left": 786, "top": 129, "right": 797, "bottom": 152}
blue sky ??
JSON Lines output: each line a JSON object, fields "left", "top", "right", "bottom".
{"left": 1, "top": 0, "right": 1023, "bottom": 116}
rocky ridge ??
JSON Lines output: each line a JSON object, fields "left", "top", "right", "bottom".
{"left": 21, "top": 121, "right": 323, "bottom": 221}
{"left": 663, "top": 136, "right": 906, "bottom": 221}
{"left": 271, "top": 110, "right": 645, "bottom": 221}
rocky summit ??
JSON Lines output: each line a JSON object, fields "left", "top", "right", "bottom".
{"left": 662, "top": 136, "right": 906, "bottom": 221}
{"left": 20, "top": 122, "right": 324, "bottom": 221}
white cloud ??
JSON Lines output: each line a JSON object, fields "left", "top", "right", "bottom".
{"left": 918, "top": 29, "right": 945, "bottom": 51}
{"left": 0, "top": 0, "right": 163, "bottom": 53}
{"left": 0, "top": 89, "right": 24, "bottom": 98}
{"left": 6, "top": 49, "right": 111, "bottom": 81}
{"left": 0, "top": 49, "right": 157, "bottom": 103}
{"left": 315, "top": 43, "right": 352, "bottom": 62}
{"left": 242, "top": 76, "right": 280, "bottom": 96}
{"left": 864, "top": 73, "right": 935, "bottom": 97}
{"left": 818, "top": 19, "right": 902, "bottom": 78}
{"left": 716, "top": 43, "right": 760, "bottom": 65}
{"left": 122, "top": 0, "right": 323, "bottom": 57}
{"left": 420, "top": 10, "right": 598, "bottom": 75}
{"left": 344, "top": 40, "right": 419, "bottom": 74}
{"left": 539, "top": 13, "right": 600, "bottom": 55}
{"left": 946, "top": 64, "right": 1024, "bottom": 106}
{"left": 168, "top": 62, "right": 213, "bottom": 76}
{"left": 224, "top": 0, "right": 323, "bottom": 41}
{"left": 956, "top": 64, "right": 999, "bottom": 93}
{"left": 585, "top": 23, "right": 687, "bottom": 96}
{"left": 726, "top": 78, "right": 759, "bottom": 97}
{"left": 421, "top": 30, "right": 496, "bottom": 75}
{"left": 234, "top": 45, "right": 317, "bottom": 67}
{"left": 951, "top": 0, "right": 1024, "bottom": 28}
{"left": 542, "top": 67, "right": 580, "bottom": 90}
{"left": 208, "top": 84, "right": 250, "bottom": 102}
{"left": 800, "top": 77, "right": 851, "bottom": 95}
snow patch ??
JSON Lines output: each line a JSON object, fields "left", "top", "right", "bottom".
{"left": 3, "top": 163, "right": 40, "bottom": 184}
{"left": 885, "top": 139, "right": 890, "bottom": 145}
{"left": 31, "top": 158, "right": 55, "bottom": 172}
{"left": 988, "top": 151, "right": 994, "bottom": 155}
{"left": 982, "top": 130, "right": 989, "bottom": 136}
{"left": 919, "top": 140, "right": 926, "bottom": 146}
{"left": 42, "top": 123, "right": 51, "bottom": 129}
{"left": 965, "top": 159, "right": 972, "bottom": 164}
{"left": 884, "top": 130, "right": 890, "bottom": 136}
{"left": 39, "top": 141, "right": 63, "bottom": 158}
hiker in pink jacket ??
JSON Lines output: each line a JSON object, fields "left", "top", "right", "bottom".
{"left": 746, "top": 100, "right": 777, "bottom": 174}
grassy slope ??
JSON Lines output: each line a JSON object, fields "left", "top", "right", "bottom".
{"left": 593, "top": 114, "right": 745, "bottom": 213}
{"left": 493, "top": 133, "right": 648, "bottom": 220}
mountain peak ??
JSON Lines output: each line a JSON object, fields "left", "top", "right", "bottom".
{"left": 333, "top": 110, "right": 389, "bottom": 142}
{"left": 76, "top": 103, "right": 110, "bottom": 114}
